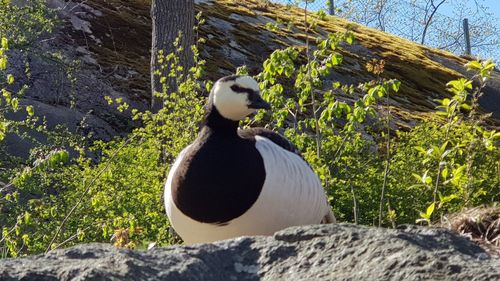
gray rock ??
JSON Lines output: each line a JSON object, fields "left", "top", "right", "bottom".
{"left": 0, "top": 224, "right": 498, "bottom": 280}
{"left": 3, "top": 0, "right": 147, "bottom": 160}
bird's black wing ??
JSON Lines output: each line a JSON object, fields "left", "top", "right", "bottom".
{"left": 238, "top": 128, "right": 302, "bottom": 157}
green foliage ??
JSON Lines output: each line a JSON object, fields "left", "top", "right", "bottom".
{"left": 1, "top": 21, "right": 206, "bottom": 257}
{"left": 0, "top": 0, "right": 59, "bottom": 165}
{"left": 0, "top": 0, "right": 56, "bottom": 47}
{"left": 1, "top": 6, "right": 498, "bottom": 259}
{"left": 316, "top": 9, "right": 327, "bottom": 21}
{"left": 252, "top": 4, "right": 498, "bottom": 227}
{"left": 410, "top": 59, "right": 499, "bottom": 223}
{"left": 392, "top": 121, "right": 498, "bottom": 221}
{"left": 0, "top": 36, "right": 9, "bottom": 141}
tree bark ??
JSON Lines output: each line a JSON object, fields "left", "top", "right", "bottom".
{"left": 150, "top": 0, "right": 194, "bottom": 112}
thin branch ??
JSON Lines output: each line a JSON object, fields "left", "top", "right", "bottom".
{"left": 378, "top": 91, "right": 391, "bottom": 227}
{"left": 421, "top": 0, "right": 447, "bottom": 45}
{"left": 304, "top": 1, "right": 321, "bottom": 159}
{"left": 54, "top": 226, "right": 92, "bottom": 250}
{"left": 433, "top": 115, "right": 452, "bottom": 205}
{"left": 350, "top": 180, "right": 358, "bottom": 224}
{"left": 0, "top": 222, "right": 19, "bottom": 244}
{"left": 46, "top": 133, "right": 138, "bottom": 253}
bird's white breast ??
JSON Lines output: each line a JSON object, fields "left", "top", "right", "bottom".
{"left": 164, "top": 136, "right": 330, "bottom": 244}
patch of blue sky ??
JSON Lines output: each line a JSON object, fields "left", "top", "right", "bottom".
{"left": 268, "top": 0, "right": 499, "bottom": 62}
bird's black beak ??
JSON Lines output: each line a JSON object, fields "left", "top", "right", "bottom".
{"left": 248, "top": 93, "right": 271, "bottom": 110}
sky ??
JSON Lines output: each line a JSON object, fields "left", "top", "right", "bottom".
{"left": 279, "top": 0, "right": 500, "bottom": 18}
{"left": 274, "top": 0, "right": 500, "bottom": 22}
{"left": 437, "top": 0, "right": 499, "bottom": 61}
{"left": 439, "top": 0, "right": 500, "bottom": 20}
{"left": 470, "top": 0, "right": 499, "bottom": 19}
{"left": 483, "top": 0, "right": 499, "bottom": 18}
{"left": 271, "top": 0, "right": 499, "bottom": 61}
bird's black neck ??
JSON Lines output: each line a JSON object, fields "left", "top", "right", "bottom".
{"left": 203, "top": 104, "right": 239, "bottom": 136}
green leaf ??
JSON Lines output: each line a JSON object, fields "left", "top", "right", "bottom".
{"left": 414, "top": 146, "right": 427, "bottom": 155}
{"left": 377, "top": 86, "right": 387, "bottom": 97}
{"left": 7, "top": 74, "right": 14, "bottom": 85}
{"left": 453, "top": 165, "right": 466, "bottom": 176}
{"left": 24, "top": 211, "right": 31, "bottom": 224}
{"left": 345, "top": 33, "right": 355, "bottom": 45}
{"left": 22, "top": 234, "right": 30, "bottom": 244}
{"left": 391, "top": 80, "right": 401, "bottom": 92}
{"left": 426, "top": 202, "right": 435, "bottom": 218}
{"left": 465, "top": 60, "right": 482, "bottom": 71}
{"left": 26, "top": 105, "right": 34, "bottom": 116}
{"left": 58, "top": 150, "right": 70, "bottom": 163}
{"left": 236, "top": 65, "right": 249, "bottom": 76}
{"left": 330, "top": 53, "right": 343, "bottom": 66}
{"left": 11, "top": 98, "right": 19, "bottom": 111}
{"left": 424, "top": 175, "right": 432, "bottom": 185}
{"left": 3, "top": 89, "right": 11, "bottom": 103}
{"left": 409, "top": 184, "right": 425, "bottom": 189}
{"left": 440, "top": 141, "right": 449, "bottom": 155}
{"left": 205, "top": 81, "right": 213, "bottom": 92}
{"left": 412, "top": 173, "right": 422, "bottom": 182}
{"left": 441, "top": 168, "right": 448, "bottom": 179}
{"left": 0, "top": 58, "right": 6, "bottom": 71}
{"left": 460, "top": 103, "right": 471, "bottom": 110}
{"left": 439, "top": 194, "right": 458, "bottom": 204}
{"left": 1, "top": 37, "right": 8, "bottom": 50}
{"left": 366, "top": 86, "right": 376, "bottom": 97}
{"left": 418, "top": 170, "right": 432, "bottom": 185}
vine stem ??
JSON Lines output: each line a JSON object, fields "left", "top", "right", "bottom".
{"left": 0, "top": 221, "right": 20, "bottom": 258}
{"left": 378, "top": 93, "right": 391, "bottom": 227}
{"left": 462, "top": 77, "right": 487, "bottom": 205}
{"left": 304, "top": 1, "right": 321, "bottom": 159}
{"left": 350, "top": 180, "right": 358, "bottom": 224}
{"left": 432, "top": 76, "right": 486, "bottom": 207}
{"left": 433, "top": 114, "right": 452, "bottom": 206}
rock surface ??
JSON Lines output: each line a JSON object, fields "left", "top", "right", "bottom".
{"left": 1, "top": 224, "right": 499, "bottom": 280}
{"left": 5, "top": 0, "right": 500, "bottom": 147}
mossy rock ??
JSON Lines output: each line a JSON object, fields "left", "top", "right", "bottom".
{"left": 21, "top": 0, "right": 500, "bottom": 138}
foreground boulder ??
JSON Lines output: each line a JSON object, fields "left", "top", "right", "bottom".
{"left": 1, "top": 224, "right": 499, "bottom": 280}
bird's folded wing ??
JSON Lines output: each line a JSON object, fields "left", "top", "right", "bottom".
{"left": 253, "top": 136, "right": 330, "bottom": 224}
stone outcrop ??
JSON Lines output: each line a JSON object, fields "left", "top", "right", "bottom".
{"left": 1, "top": 224, "right": 499, "bottom": 280}
{"left": 5, "top": 0, "right": 500, "bottom": 149}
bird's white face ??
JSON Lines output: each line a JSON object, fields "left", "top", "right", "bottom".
{"left": 212, "top": 75, "right": 271, "bottom": 121}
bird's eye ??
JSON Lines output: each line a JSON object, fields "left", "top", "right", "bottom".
{"left": 230, "top": 85, "right": 247, "bottom": 93}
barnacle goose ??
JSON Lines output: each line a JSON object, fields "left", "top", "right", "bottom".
{"left": 164, "top": 75, "right": 335, "bottom": 244}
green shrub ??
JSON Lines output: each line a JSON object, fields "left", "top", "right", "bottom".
{"left": 0, "top": 0, "right": 56, "bottom": 47}
{"left": 1, "top": 8, "right": 498, "bottom": 258}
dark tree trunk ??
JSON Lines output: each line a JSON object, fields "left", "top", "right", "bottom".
{"left": 151, "top": 0, "right": 194, "bottom": 112}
